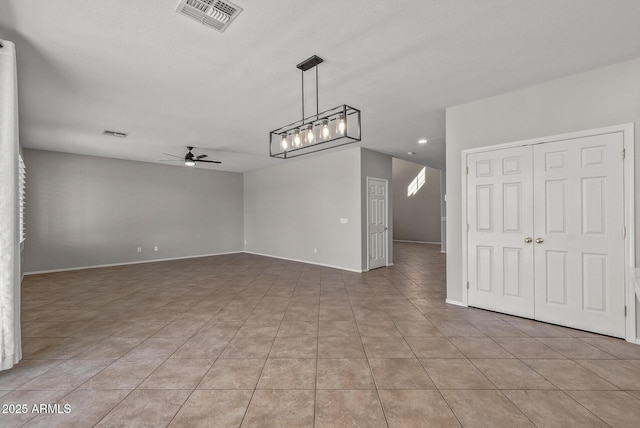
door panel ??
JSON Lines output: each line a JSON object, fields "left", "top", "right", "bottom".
{"left": 582, "top": 253, "right": 607, "bottom": 312}
{"left": 533, "top": 133, "right": 625, "bottom": 338}
{"left": 467, "top": 146, "right": 534, "bottom": 318}
{"left": 545, "top": 250, "right": 568, "bottom": 305}
{"left": 503, "top": 247, "right": 522, "bottom": 297}
{"left": 503, "top": 183, "right": 521, "bottom": 232}
{"left": 545, "top": 180, "right": 567, "bottom": 233}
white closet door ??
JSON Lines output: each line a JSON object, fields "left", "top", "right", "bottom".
{"left": 533, "top": 132, "right": 625, "bottom": 338}
{"left": 467, "top": 146, "right": 534, "bottom": 318}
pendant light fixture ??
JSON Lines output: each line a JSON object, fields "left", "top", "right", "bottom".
{"left": 270, "top": 55, "right": 361, "bottom": 159}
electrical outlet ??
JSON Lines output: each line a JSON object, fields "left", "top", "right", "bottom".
{"left": 137, "top": 247, "right": 142, "bottom": 253}
{"left": 154, "top": 246, "right": 158, "bottom": 252}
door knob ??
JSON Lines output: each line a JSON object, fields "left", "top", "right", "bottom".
{"left": 384, "top": 227, "right": 388, "bottom": 231}
{"left": 535, "top": 238, "right": 544, "bottom": 244}
{"left": 524, "top": 237, "right": 532, "bottom": 243}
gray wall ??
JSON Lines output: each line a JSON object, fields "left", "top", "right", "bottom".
{"left": 244, "top": 147, "right": 362, "bottom": 272}
{"left": 361, "top": 148, "right": 393, "bottom": 270}
{"left": 445, "top": 57, "right": 640, "bottom": 304}
{"left": 24, "top": 146, "right": 391, "bottom": 274}
{"left": 24, "top": 149, "right": 244, "bottom": 272}
{"left": 440, "top": 170, "right": 446, "bottom": 253}
{"left": 391, "top": 157, "right": 441, "bottom": 243}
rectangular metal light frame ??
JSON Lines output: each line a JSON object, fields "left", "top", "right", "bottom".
{"left": 269, "top": 104, "right": 361, "bottom": 159}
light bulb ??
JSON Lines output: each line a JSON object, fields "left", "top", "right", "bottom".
{"left": 185, "top": 159, "right": 196, "bottom": 166}
{"left": 280, "top": 134, "right": 289, "bottom": 151}
{"left": 336, "top": 115, "right": 346, "bottom": 135}
{"left": 321, "top": 120, "right": 330, "bottom": 139}
{"left": 306, "top": 126, "right": 315, "bottom": 143}
{"left": 293, "top": 129, "right": 301, "bottom": 147}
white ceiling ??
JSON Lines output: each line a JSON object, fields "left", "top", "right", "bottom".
{"left": 2, "top": 0, "right": 640, "bottom": 172}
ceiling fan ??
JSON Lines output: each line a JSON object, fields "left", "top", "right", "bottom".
{"left": 160, "top": 146, "right": 221, "bottom": 166}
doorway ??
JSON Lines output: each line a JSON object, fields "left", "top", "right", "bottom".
{"left": 367, "top": 177, "right": 389, "bottom": 270}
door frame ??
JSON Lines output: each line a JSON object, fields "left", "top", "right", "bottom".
{"left": 366, "top": 176, "right": 390, "bottom": 271}
{"left": 461, "top": 123, "right": 635, "bottom": 342}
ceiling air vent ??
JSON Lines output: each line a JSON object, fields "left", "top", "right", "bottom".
{"left": 176, "top": 0, "right": 243, "bottom": 33}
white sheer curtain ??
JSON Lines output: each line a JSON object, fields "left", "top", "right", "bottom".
{"left": 0, "top": 39, "right": 22, "bottom": 371}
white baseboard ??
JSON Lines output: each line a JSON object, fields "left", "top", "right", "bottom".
{"left": 26, "top": 250, "right": 372, "bottom": 276}
{"left": 445, "top": 299, "right": 467, "bottom": 307}
{"left": 244, "top": 251, "right": 363, "bottom": 273}
{"left": 24, "top": 250, "right": 244, "bottom": 275}
{"left": 393, "top": 240, "right": 441, "bottom": 245}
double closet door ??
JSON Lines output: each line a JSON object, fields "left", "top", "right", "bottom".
{"left": 467, "top": 132, "right": 625, "bottom": 338}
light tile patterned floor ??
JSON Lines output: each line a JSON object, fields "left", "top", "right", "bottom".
{"left": 3, "top": 243, "right": 640, "bottom": 426}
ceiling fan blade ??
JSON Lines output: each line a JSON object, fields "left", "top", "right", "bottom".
{"left": 158, "top": 159, "right": 184, "bottom": 162}
{"left": 196, "top": 159, "right": 222, "bottom": 164}
{"left": 196, "top": 154, "right": 208, "bottom": 160}
{"left": 162, "top": 153, "right": 183, "bottom": 159}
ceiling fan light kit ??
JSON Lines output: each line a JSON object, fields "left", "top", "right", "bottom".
{"left": 102, "top": 130, "right": 128, "bottom": 138}
{"left": 269, "top": 55, "right": 361, "bottom": 159}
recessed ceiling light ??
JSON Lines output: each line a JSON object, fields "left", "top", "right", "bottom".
{"left": 407, "top": 151, "right": 416, "bottom": 156}
{"left": 102, "top": 130, "right": 128, "bottom": 138}
{"left": 418, "top": 138, "right": 428, "bottom": 144}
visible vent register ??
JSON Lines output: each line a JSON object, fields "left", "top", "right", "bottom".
{"left": 176, "top": 0, "right": 243, "bottom": 32}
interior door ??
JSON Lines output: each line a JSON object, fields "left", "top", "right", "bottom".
{"left": 533, "top": 132, "right": 625, "bottom": 337}
{"left": 467, "top": 146, "right": 535, "bottom": 318}
{"left": 368, "top": 177, "right": 388, "bottom": 270}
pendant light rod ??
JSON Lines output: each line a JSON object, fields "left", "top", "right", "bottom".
{"left": 297, "top": 55, "right": 324, "bottom": 123}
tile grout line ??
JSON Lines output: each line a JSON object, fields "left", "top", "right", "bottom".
{"left": 98, "top": 258, "right": 271, "bottom": 427}
{"left": 346, "top": 272, "right": 390, "bottom": 428}
{"left": 237, "top": 260, "right": 302, "bottom": 428}
{"left": 385, "top": 269, "right": 464, "bottom": 428}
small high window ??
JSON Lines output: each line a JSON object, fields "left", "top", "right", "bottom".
{"left": 407, "top": 167, "right": 426, "bottom": 197}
